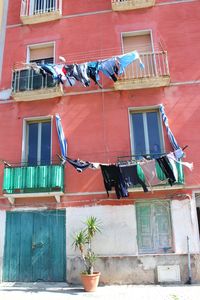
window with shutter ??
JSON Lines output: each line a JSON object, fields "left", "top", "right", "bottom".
{"left": 136, "top": 201, "right": 173, "bottom": 254}
{"left": 122, "top": 32, "right": 156, "bottom": 78}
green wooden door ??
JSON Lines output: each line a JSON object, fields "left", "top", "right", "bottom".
{"left": 3, "top": 210, "right": 66, "bottom": 282}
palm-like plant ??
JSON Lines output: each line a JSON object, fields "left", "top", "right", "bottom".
{"left": 72, "top": 216, "right": 102, "bottom": 274}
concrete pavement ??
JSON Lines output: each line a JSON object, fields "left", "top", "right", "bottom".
{"left": 0, "top": 282, "right": 200, "bottom": 300}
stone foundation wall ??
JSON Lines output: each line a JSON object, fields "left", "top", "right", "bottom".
{"left": 67, "top": 254, "right": 200, "bottom": 285}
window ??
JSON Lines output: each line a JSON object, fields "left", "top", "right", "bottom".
{"left": 122, "top": 31, "right": 156, "bottom": 78}
{"left": 122, "top": 31, "right": 153, "bottom": 53}
{"left": 32, "top": 0, "right": 56, "bottom": 14}
{"left": 24, "top": 119, "right": 52, "bottom": 166}
{"left": 28, "top": 43, "right": 54, "bottom": 63}
{"left": 130, "top": 109, "right": 164, "bottom": 159}
{"left": 136, "top": 201, "right": 173, "bottom": 254}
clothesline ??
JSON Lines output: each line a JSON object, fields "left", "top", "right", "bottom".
{"left": 56, "top": 149, "right": 193, "bottom": 199}
{"left": 16, "top": 50, "right": 144, "bottom": 89}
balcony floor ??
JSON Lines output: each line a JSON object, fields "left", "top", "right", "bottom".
{"left": 114, "top": 75, "right": 170, "bottom": 90}
{"left": 20, "top": 10, "right": 62, "bottom": 25}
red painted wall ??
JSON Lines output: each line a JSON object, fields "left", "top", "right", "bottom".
{"left": 0, "top": 1, "right": 200, "bottom": 208}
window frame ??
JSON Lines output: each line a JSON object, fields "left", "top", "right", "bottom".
{"left": 128, "top": 105, "right": 165, "bottom": 157}
{"left": 135, "top": 200, "right": 173, "bottom": 254}
{"left": 21, "top": 115, "right": 53, "bottom": 165}
{"left": 26, "top": 41, "right": 56, "bottom": 64}
{"left": 120, "top": 29, "right": 155, "bottom": 54}
{"left": 29, "top": 0, "right": 56, "bottom": 15}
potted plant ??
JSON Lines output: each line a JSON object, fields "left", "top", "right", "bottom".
{"left": 72, "top": 216, "right": 102, "bottom": 292}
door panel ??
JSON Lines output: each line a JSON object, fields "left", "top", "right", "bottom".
{"left": 19, "top": 213, "right": 33, "bottom": 281}
{"left": 3, "top": 210, "right": 66, "bottom": 282}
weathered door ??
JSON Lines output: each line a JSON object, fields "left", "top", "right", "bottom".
{"left": 3, "top": 210, "right": 66, "bottom": 282}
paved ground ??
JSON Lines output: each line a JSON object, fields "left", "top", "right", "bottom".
{"left": 0, "top": 282, "right": 200, "bottom": 300}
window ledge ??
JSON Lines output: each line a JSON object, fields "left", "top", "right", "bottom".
{"left": 20, "top": 10, "right": 62, "bottom": 25}
{"left": 3, "top": 192, "right": 64, "bottom": 205}
{"left": 128, "top": 184, "right": 185, "bottom": 193}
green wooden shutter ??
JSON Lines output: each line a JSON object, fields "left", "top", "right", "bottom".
{"left": 136, "top": 201, "right": 172, "bottom": 254}
{"left": 154, "top": 203, "right": 172, "bottom": 252}
{"left": 136, "top": 203, "right": 154, "bottom": 253}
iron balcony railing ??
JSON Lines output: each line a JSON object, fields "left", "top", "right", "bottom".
{"left": 111, "top": 0, "right": 155, "bottom": 11}
{"left": 21, "top": 0, "right": 62, "bottom": 17}
{"left": 118, "top": 154, "right": 184, "bottom": 188}
{"left": 3, "top": 164, "right": 64, "bottom": 194}
{"left": 12, "top": 68, "right": 58, "bottom": 93}
{"left": 121, "top": 51, "right": 170, "bottom": 80}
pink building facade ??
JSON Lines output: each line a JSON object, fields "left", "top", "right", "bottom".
{"left": 0, "top": 0, "right": 200, "bottom": 284}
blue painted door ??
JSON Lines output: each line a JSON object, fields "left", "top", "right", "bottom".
{"left": 3, "top": 210, "right": 66, "bottom": 282}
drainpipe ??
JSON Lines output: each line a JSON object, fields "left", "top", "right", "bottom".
{"left": 186, "top": 236, "right": 192, "bottom": 284}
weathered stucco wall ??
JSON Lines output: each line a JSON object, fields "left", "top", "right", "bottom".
{"left": 0, "top": 210, "right": 6, "bottom": 282}
{"left": 171, "top": 198, "right": 200, "bottom": 254}
{"left": 66, "top": 202, "right": 200, "bottom": 284}
{"left": 67, "top": 254, "right": 200, "bottom": 284}
{"left": 66, "top": 205, "right": 138, "bottom": 257}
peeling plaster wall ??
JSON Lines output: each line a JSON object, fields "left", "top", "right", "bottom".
{"left": 171, "top": 199, "right": 200, "bottom": 253}
{"left": 0, "top": 211, "right": 6, "bottom": 282}
{"left": 67, "top": 254, "right": 200, "bottom": 284}
{"left": 66, "top": 202, "right": 200, "bottom": 284}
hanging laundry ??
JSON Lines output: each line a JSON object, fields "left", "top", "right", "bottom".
{"left": 167, "top": 153, "right": 178, "bottom": 182}
{"left": 99, "top": 58, "right": 119, "bottom": 82}
{"left": 140, "top": 159, "right": 168, "bottom": 188}
{"left": 55, "top": 115, "right": 68, "bottom": 164}
{"left": 40, "top": 64, "right": 60, "bottom": 80}
{"left": 65, "top": 76, "right": 76, "bottom": 87}
{"left": 89, "top": 162, "right": 100, "bottom": 169}
{"left": 87, "top": 61, "right": 102, "bottom": 88}
{"left": 64, "top": 63, "right": 90, "bottom": 87}
{"left": 117, "top": 51, "right": 145, "bottom": 75}
{"left": 66, "top": 157, "right": 93, "bottom": 172}
{"left": 53, "top": 64, "right": 68, "bottom": 84}
{"left": 119, "top": 165, "right": 148, "bottom": 192}
{"left": 100, "top": 164, "right": 128, "bottom": 199}
{"left": 156, "top": 156, "right": 176, "bottom": 186}
{"left": 167, "top": 152, "right": 193, "bottom": 171}
{"left": 160, "top": 105, "right": 184, "bottom": 159}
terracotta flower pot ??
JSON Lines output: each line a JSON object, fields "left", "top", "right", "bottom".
{"left": 81, "top": 272, "right": 101, "bottom": 292}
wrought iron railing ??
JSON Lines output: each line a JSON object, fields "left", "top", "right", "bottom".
{"left": 12, "top": 68, "right": 58, "bottom": 93}
{"left": 3, "top": 164, "right": 64, "bottom": 194}
{"left": 120, "top": 51, "right": 170, "bottom": 80}
{"left": 21, "top": 0, "right": 62, "bottom": 17}
{"left": 117, "top": 154, "right": 184, "bottom": 187}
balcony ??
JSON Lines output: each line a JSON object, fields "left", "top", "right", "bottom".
{"left": 3, "top": 164, "right": 64, "bottom": 204}
{"left": 20, "top": 0, "right": 62, "bottom": 25}
{"left": 111, "top": 0, "right": 155, "bottom": 11}
{"left": 12, "top": 68, "right": 64, "bottom": 101}
{"left": 118, "top": 154, "right": 184, "bottom": 190}
{"left": 114, "top": 51, "right": 170, "bottom": 90}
